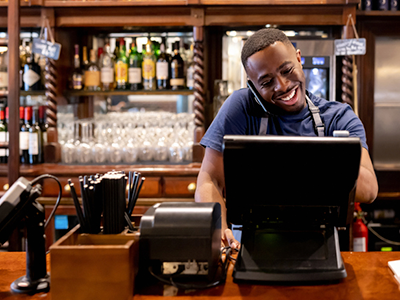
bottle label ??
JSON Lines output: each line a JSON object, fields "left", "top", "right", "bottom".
{"left": 128, "top": 67, "right": 142, "bottom": 84}
{"left": 101, "top": 67, "right": 114, "bottom": 84}
{"left": 170, "top": 78, "right": 185, "bottom": 86}
{"left": 142, "top": 59, "right": 155, "bottom": 80}
{"left": 72, "top": 74, "right": 83, "bottom": 90}
{"left": 43, "top": 131, "right": 48, "bottom": 144}
{"left": 115, "top": 61, "right": 128, "bottom": 82}
{"left": 0, "top": 72, "right": 8, "bottom": 88}
{"left": 84, "top": 70, "right": 100, "bottom": 87}
{"left": 23, "top": 69, "right": 40, "bottom": 87}
{"left": 353, "top": 237, "right": 367, "bottom": 252}
{"left": 156, "top": 61, "right": 169, "bottom": 80}
{"left": 0, "top": 132, "right": 6, "bottom": 156}
{"left": 20, "top": 131, "right": 29, "bottom": 150}
{"left": 186, "top": 66, "right": 194, "bottom": 88}
{"left": 28, "top": 132, "right": 39, "bottom": 155}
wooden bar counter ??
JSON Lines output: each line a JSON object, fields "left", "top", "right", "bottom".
{"left": 1, "top": 251, "right": 400, "bottom": 300}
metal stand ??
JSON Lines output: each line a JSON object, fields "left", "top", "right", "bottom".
{"left": 11, "top": 201, "right": 50, "bottom": 294}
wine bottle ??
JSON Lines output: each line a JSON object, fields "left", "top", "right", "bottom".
{"left": 100, "top": 43, "right": 115, "bottom": 91}
{"left": 84, "top": 49, "right": 101, "bottom": 91}
{"left": 142, "top": 40, "right": 156, "bottom": 91}
{"left": 23, "top": 47, "right": 42, "bottom": 91}
{"left": 0, "top": 52, "right": 7, "bottom": 91}
{"left": 20, "top": 106, "right": 31, "bottom": 164}
{"left": 186, "top": 43, "right": 194, "bottom": 90}
{"left": 82, "top": 46, "right": 89, "bottom": 70}
{"left": 170, "top": 41, "right": 185, "bottom": 90}
{"left": 39, "top": 106, "right": 48, "bottom": 162}
{"left": 72, "top": 44, "right": 84, "bottom": 90}
{"left": 0, "top": 106, "right": 7, "bottom": 163}
{"left": 28, "top": 107, "right": 43, "bottom": 164}
{"left": 115, "top": 38, "right": 128, "bottom": 90}
{"left": 156, "top": 40, "right": 170, "bottom": 90}
{"left": 128, "top": 38, "right": 143, "bottom": 91}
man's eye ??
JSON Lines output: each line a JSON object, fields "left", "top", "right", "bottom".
{"left": 261, "top": 80, "right": 272, "bottom": 87}
{"left": 283, "top": 67, "right": 294, "bottom": 75}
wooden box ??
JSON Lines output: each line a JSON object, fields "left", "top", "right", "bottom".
{"left": 50, "top": 225, "right": 139, "bottom": 300}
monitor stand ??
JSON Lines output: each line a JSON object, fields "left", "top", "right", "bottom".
{"left": 233, "top": 226, "right": 347, "bottom": 282}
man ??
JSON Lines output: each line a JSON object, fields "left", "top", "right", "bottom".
{"left": 195, "top": 28, "right": 378, "bottom": 249}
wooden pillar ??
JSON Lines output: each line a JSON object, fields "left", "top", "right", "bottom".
{"left": 42, "top": 8, "right": 61, "bottom": 163}
{"left": 7, "top": 0, "right": 20, "bottom": 185}
{"left": 192, "top": 25, "right": 205, "bottom": 162}
{"left": 7, "top": 0, "right": 22, "bottom": 251}
{"left": 193, "top": 26, "right": 205, "bottom": 143}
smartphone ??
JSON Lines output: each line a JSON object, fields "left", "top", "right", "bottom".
{"left": 247, "top": 80, "right": 268, "bottom": 113}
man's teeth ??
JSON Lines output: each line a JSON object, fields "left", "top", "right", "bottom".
{"left": 281, "top": 88, "right": 296, "bottom": 101}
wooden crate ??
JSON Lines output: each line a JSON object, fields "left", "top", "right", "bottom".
{"left": 50, "top": 225, "right": 139, "bottom": 300}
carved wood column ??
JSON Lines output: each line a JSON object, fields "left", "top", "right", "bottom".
{"left": 341, "top": 16, "right": 356, "bottom": 109}
{"left": 192, "top": 25, "right": 206, "bottom": 162}
{"left": 41, "top": 8, "right": 61, "bottom": 163}
{"left": 193, "top": 26, "right": 205, "bottom": 143}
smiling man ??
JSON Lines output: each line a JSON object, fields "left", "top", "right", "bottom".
{"left": 195, "top": 28, "right": 378, "bottom": 249}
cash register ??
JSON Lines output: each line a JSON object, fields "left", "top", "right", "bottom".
{"left": 223, "top": 135, "right": 361, "bottom": 282}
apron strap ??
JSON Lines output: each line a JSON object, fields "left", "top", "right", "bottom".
{"left": 306, "top": 95, "right": 325, "bottom": 137}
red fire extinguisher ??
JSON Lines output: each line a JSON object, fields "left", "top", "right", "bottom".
{"left": 353, "top": 202, "right": 368, "bottom": 252}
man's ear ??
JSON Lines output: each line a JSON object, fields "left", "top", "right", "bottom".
{"left": 296, "top": 49, "right": 302, "bottom": 64}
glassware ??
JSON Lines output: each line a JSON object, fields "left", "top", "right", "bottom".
{"left": 76, "top": 121, "right": 92, "bottom": 164}
{"left": 62, "top": 122, "right": 76, "bottom": 164}
{"left": 92, "top": 121, "right": 108, "bottom": 164}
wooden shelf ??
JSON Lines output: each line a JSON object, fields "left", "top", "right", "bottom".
{"left": 0, "top": 90, "right": 46, "bottom": 97}
{"left": 357, "top": 10, "right": 400, "bottom": 17}
{"left": 65, "top": 89, "right": 194, "bottom": 97}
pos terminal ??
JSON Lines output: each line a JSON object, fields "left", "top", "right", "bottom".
{"left": 223, "top": 135, "right": 361, "bottom": 282}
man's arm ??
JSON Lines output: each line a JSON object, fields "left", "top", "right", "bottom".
{"left": 355, "top": 147, "right": 378, "bottom": 203}
{"left": 195, "top": 147, "right": 240, "bottom": 249}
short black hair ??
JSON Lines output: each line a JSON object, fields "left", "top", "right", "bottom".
{"left": 241, "top": 28, "right": 294, "bottom": 70}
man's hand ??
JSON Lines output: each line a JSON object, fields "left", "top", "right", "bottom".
{"left": 222, "top": 228, "right": 240, "bottom": 250}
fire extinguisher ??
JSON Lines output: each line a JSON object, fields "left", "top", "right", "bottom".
{"left": 353, "top": 202, "right": 368, "bottom": 252}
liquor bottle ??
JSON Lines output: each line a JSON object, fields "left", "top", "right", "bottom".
{"left": 0, "top": 106, "right": 7, "bottom": 163}
{"left": 82, "top": 46, "right": 89, "bottom": 70}
{"left": 170, "top": 41, "right": 185, "bottom": 90}
{"left": 156, "top": 41, "right": 170, "bottom": 90}
{"left": 115, "top": 38, "right": 128, "bottom": 90}
{"left": 142, "top": 40, "right": 156, "bottom": 91}
{"left": 23, "top": 48, "right": 42, "bottom": 91}
{"left": 20, "top": 106, "right": 31, "bottom": 164}
{"left": 0, "top": 52, "right": 7, "bottom": 91}
{"left": 186, "top": 44, "right": 194, "bottom": 90}
{"left": 84, "top": 49, "right": 101, "bottom": 91}
{"left": 72, "top": 44, "right": 84, "bottom": 90}
{"left": 113, "top": 39, "right": 120, "bottom": 60}
{"left": 128, "top": 38, "right": 143, "bottom": 90}
{"left": 39, "top": 106, "right": 48, "bottom": 147}
{"left": 5, "top": 107, "right": 9, "bottom": 161}
{"left": 100, "top": 43, "right": 115, "bottom": 91}
{"left": 28, "top": 107, "right": 43, "bottom": 164}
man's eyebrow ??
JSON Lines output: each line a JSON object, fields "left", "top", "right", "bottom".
{"left": 257, "top": 61, "right": 292, "bottom": 83}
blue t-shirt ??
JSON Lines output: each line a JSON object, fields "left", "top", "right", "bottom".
{"left": 201, "top": 89, "right": 368, "bottom": 152}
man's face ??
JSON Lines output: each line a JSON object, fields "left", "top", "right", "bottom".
{"left": 246, "top": 41, "right": 306, "bottom": 114}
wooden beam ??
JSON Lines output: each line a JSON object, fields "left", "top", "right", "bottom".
{"left": 8, "top": 0, "right": 20, "bottom": 187}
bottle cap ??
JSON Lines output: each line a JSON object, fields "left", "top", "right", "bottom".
{"left": 20, "top": 106, "right": 24, "bottom": 119}
{"left": 39, "top": 105, "right": 47, "bottom": 120}
{"left": 24, "top": 106, "right": 32, "bottom": 121}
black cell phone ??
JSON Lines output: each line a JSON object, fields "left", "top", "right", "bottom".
{"left": 247, "top": 80, "right": 268, "bottom": 113}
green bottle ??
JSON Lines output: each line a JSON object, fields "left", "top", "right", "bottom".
{"left": 128, "top": 38, "right": 143, "bottom": 91}
{"left": 115, "top": 37, "right": 128, "bottom": 90}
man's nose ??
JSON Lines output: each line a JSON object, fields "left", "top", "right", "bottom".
{"left": 274, "top": 75, "right": 290, "bottom": 92}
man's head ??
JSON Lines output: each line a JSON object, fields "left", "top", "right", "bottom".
{"left": 242, "top": 28, "right": 306, "bottom": 114}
